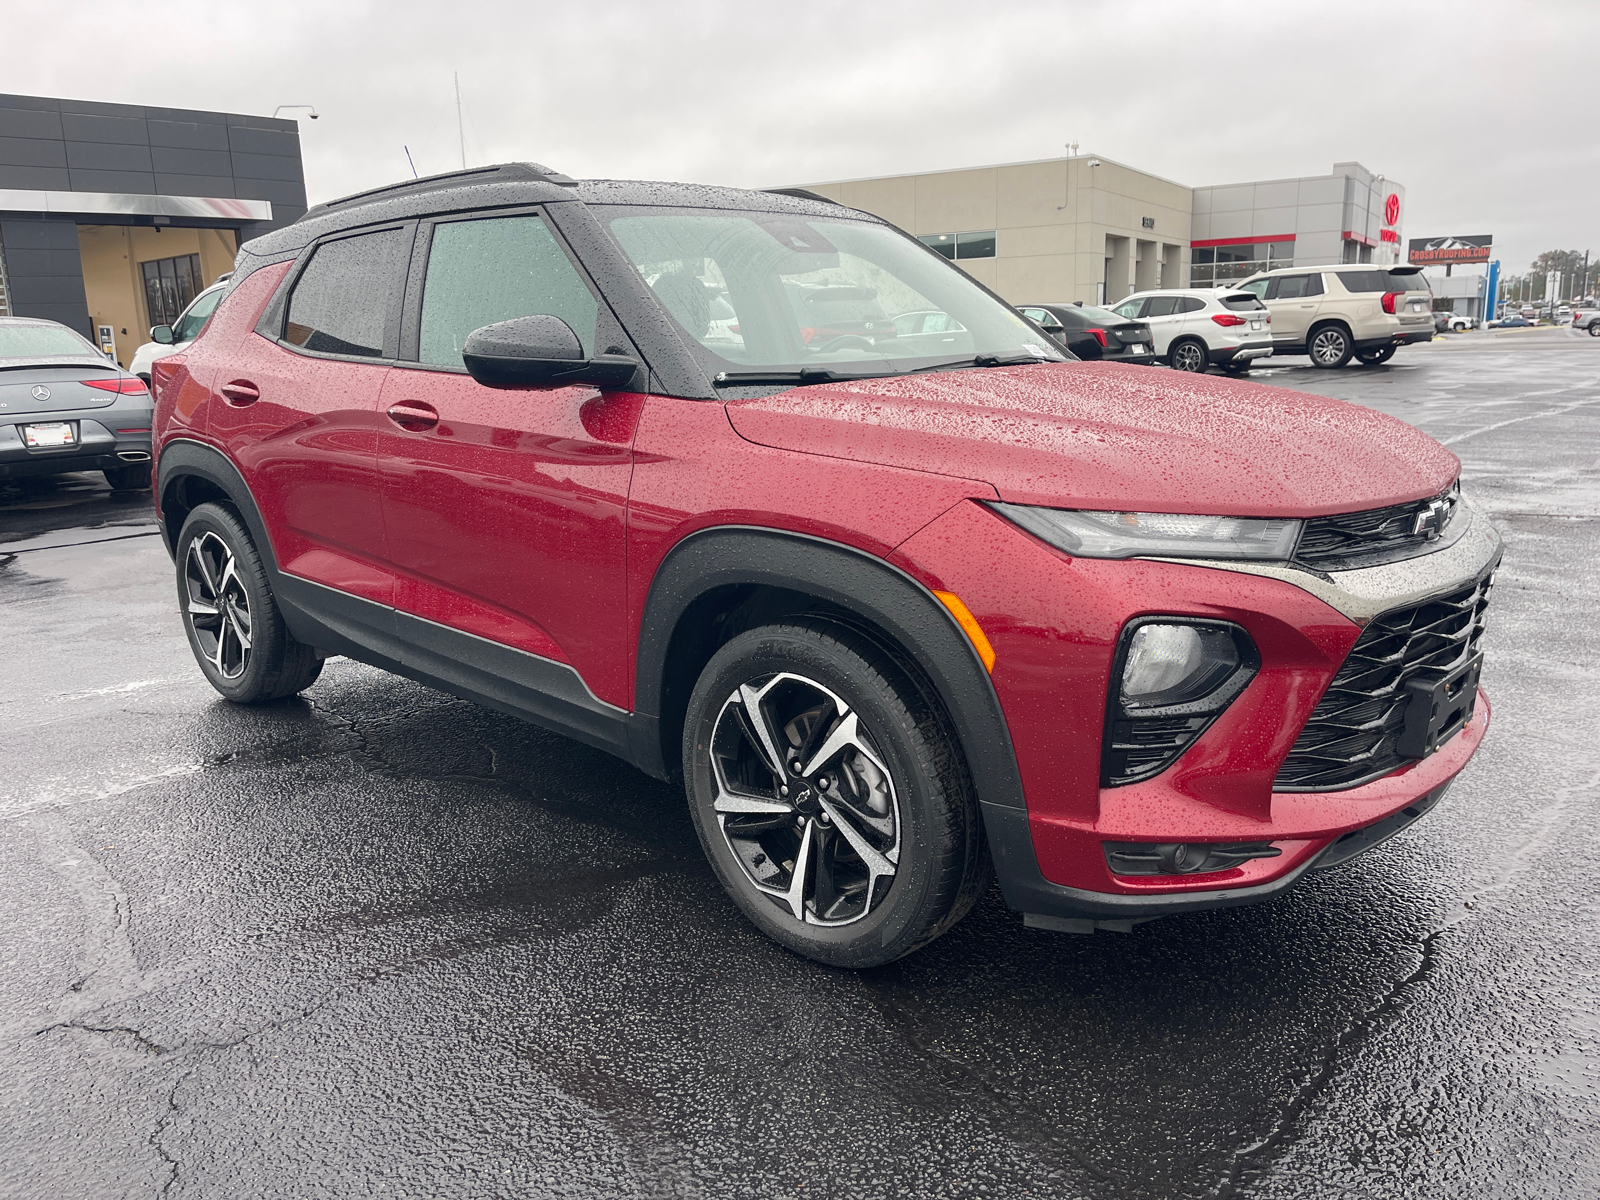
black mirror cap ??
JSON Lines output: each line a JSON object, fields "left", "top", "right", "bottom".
{"left": 461, "top": 315, "right": 639, "bottom": 388}
{"left": 150, "top": 325, "right": 175, "bottom": 345}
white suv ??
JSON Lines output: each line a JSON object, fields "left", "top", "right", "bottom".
{"left": 127, "top": 279, "right": 228, "bottom": 383}
{"left": 1235, "top": 265, "right": 1434, "bottom": 368}
{"left": 1110, "top": 288, "right": 1273, "bottom": 373}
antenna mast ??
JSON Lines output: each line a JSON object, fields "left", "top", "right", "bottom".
{"left": 455, "top": 72, "right": 465, "bottom": 169}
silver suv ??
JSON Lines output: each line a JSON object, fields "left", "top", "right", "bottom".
{"left": 1236, "top": 265, "right": 1434, "bottom": 368}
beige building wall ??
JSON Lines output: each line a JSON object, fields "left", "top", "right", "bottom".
{"left": 76, "top": 225, "right": 236, "bottom": 369}
{"left": 796, "top": 154, "right": 1192, "bottom": 307}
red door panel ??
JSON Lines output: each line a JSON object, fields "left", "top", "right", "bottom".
{"left": 207, "top": 335, "right": 394, "bottom": 605}
{"left": 376, "top": 369, "right": 643, "bottom": 708}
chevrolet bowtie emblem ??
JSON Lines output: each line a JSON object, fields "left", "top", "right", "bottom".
{"left": 1412, "top": 498, "right": 1450, "bottom": 540}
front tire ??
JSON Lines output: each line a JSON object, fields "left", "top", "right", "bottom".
{"left": 1356, "top": 344, "right": 1396, "bottom": 365}
{"left": 683, "top": 620, "right": 987, "bottom": 968}
{"left": 175, "top": 502, "right": 323, "bottom": 703}
{"left": 1309, "top": 323, "right": 1354, "bottom": 368}
{"left": 1168, "top": 338, "right": 1209, "bottom": 373}
{"left": 1589, "top": 322, "right": 1600, "bottom": 337}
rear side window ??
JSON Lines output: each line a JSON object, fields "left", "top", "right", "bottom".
{"left": 1274, "top": 274, "right": 1324, "bottom": 300}
{"left": 1333, "top": 270, "right": 1393, "bottom": 294}
{"left": 419, "top": 215, "right": 599, "bottom": 368}
{"left": 285, "top": 227, "right": 409, "bottom": 358}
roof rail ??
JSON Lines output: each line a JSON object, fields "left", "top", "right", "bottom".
{"left": 762, "top": 187, "right": 840, "bottom": 206}
{"left": 304, "top": 162, "right": 578, "bottom": 219}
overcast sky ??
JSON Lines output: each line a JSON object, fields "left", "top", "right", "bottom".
{"left": 7, "top": 0, "right": 1596, "bottom": 274}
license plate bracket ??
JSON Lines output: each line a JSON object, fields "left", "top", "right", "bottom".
{"left": 1397, "top": 652, "right": 1482, "bottom": 758}
{"left": 22, "top": 422, "right": 77, "bottom": 448}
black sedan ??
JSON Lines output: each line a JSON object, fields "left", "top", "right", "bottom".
{"left": 1017, "top": 303, "right": 1154, "bottom": 362}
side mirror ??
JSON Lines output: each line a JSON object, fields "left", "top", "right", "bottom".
{"left": 151, "top": 325, "right": 175, "bottom": 345}
{"left": 461, "top": 315, "right": 638, "bottom": 388}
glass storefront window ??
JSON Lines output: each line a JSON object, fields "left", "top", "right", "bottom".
{"left": 141, "top": 253, "right": 203, "bottom": 327}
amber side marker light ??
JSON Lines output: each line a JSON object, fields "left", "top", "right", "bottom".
{"left": 934, "top": 591, "right": 996, "bottom": 672}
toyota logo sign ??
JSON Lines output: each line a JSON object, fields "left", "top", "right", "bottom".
{"left": 1384, "top": 193, "right": 1400, "bottom": 226}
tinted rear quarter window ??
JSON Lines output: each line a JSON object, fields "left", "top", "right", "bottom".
{"left": 285, "top": 228, "right": 409, "bottom": 358}
{"left": 1178, "top": 296, "right": 1208, "bottom": 313}
{"left": 418, "top": 215, "right": 598, "bottom": 368}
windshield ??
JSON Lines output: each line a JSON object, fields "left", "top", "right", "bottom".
{"left": 604, "top": 207, "right": 1068, "bottom": 379}
{"left": 0, "top": 322, "right": 105, "bottom": 365}
{"left": 171, "top": 287, "right": 225, "bottom": 343}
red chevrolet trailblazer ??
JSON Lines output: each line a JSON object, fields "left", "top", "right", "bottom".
{"left": 151, "top": 164, "right": 1498, "bottom": 967}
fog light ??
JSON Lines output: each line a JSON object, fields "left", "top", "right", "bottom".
{"left": 1120, "top": 623, "right": 1243, "bottom": 709}
{"left": 1102, "top": 619, "right": 1259, "bottom": 785}
{"left": 1104, "top": 841, "right": 1282, "bottom": 876}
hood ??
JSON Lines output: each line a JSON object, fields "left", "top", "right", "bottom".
{"left": 724, "top": 362, "right": 1458, "bottom": 517}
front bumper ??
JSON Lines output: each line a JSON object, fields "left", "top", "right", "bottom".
{"left": 892, "top": 496, "right": 1503, "bottom": 930}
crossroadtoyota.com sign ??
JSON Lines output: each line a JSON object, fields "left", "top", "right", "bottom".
{"left": 1409, "top": 235, "right": 1493, "bottom": 265}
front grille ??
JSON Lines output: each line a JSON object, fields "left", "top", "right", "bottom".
{"left": 1274, "top": 574, "right": 1492, "bottom": 791}
{"left": 1295, "top": 482, "right": 1460, "bottom": 572}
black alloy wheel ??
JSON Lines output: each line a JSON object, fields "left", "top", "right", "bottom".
{"left": 683, "top": 620, "right": 988, "bottom": 967}
{"left": 176, "top": 502, "right": 323, "bottom": 703}
{"left": 1356, "top": 344, "right": 1397, "bottom": 365}
{"left": 1309, "top": 323, "right": 1354, "bottom": 368}
{"left": 1169, "top": 338, "right": 1208, "bottom": 373}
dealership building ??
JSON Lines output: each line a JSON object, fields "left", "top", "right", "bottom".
{"left": 0, "top": 93, "right": 306, "bottom": 368}
{"left": 797, "top": 158, "right": 1410, "bottom": 308}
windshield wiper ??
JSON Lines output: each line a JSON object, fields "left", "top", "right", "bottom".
{"left": 712, "top": 367, "right": 896, "bottom": 387}
{"left": 711, "top": 353, "right": 1061, "bottom": 389}
{"left": 906, "top": 353, "right": 1062, "bottom": 373}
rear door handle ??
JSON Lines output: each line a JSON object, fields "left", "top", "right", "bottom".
{"left": 219, "top": 379, "right": 260, "bottom": 406}
{"left": 386, "top": 400, "right": 439, "bottom": 432}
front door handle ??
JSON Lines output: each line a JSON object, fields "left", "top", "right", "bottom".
{"left": 387, "top": 400, "right": 439, "bottom": 432}
{"left": 219, "top": 379, "right": 260, "bottom": 406}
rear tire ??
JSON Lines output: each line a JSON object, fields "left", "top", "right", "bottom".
{"left": 1356, "top": 344, "right": 1396, "bottom": 366}
{"left": 1168, "top": 338, "right": 1209, "bottom": 373}
{"left": 1309, "top": 323, "right": 1354, "bottom": 368}
{"left": 1589, "top": 322, "right": 1600, "bottom": 337}
{"left": 103, "top": 463, "right": 151, "bottom": 491}
{"left": 175, "top": 502, "right": 323, "bottom": 704}
{"left": 682, "top": 619, "right": 988, "bottom": 968}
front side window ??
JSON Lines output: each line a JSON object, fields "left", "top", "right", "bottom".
{"left": 1236, "top": 279, "right": 1269, "bottom": 300}
{"left": 1112, "top": 298, "right": 1146, "bottom": 319}
{"left": 1144, "top": 296, "right": 1179, "bottom": 318}
{"left": 171, "top": 287, "right": 224, "bottom": 343}
{"left": 284, "top": 227, "right": 409, "bottom": 358}
{"left": 607, "top": 209, "right": 1063, "bottom": 377}
{"left": 418, "top": 215, "right": 598, "bottom": 369}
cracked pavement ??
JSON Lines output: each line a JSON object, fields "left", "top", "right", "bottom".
{"left": 1, "top": 328, "right": 1597, "bottom": 1199}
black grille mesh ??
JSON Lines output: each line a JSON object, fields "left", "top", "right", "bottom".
{"left": 1295, "top": 484, "right": 1460, "bottom": 571}
{"left": 1274, "top": 575, "right": 1491, "bottom": 791}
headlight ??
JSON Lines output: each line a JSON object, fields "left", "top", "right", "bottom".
{"left": 990, "top": 503, "right": 1301, "bottom": 561}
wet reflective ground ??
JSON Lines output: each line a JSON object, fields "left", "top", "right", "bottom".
{"left": 2, "top": 329, "right": 1597, "bottom": 1199}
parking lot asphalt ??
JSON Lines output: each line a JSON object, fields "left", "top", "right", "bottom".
{"left": 2, "top": 329, "right": 1597, "bottom": 1200}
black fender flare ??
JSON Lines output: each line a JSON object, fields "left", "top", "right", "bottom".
{"left": 631, "top": 525, "right": 1058, "bottom": 910}
{"left": 156, "top": 438, "right": 280, "bottom": 573}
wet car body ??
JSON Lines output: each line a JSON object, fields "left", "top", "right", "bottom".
{"left": 150, "top": 165, "right": 1498, "bottom": 961}
{"left": 0, "top": 317, "right": 153, "bottom": 487}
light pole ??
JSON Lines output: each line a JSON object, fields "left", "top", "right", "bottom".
{"left": 272, "top": 105, "right": 319, "bottom": 121}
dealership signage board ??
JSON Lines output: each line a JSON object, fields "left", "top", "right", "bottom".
{"left": 1409, "top": 235, "right": 1493, "bottom": 265}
